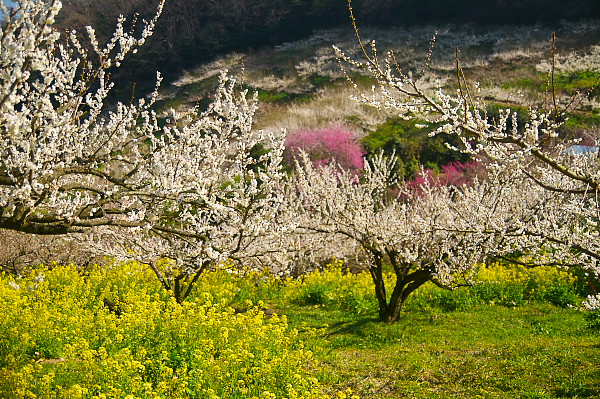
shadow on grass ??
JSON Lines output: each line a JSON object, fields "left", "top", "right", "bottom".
{"left": 325, "top": 316, "right": 380, "bottom": 336}
{"left": 316, "top": 314, "right": 433, "bottom": 350}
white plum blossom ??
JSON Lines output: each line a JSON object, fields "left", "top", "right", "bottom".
{"left": 83, "top": 73, "right": 288, "bottom": 302}
{"left": 0, "top": 0, "right": 164, "bottom": 234}
{"left": 582, "top": 294, "right": 600, "bottom": 311}
{"left": 0, "top": 1, "right": 288, "bottom": 302}
{"left": 284, "top": 152, "right": 546, "bottom": 322}
{"left": 335, "top": 10, "right": 600, "bottom": 293}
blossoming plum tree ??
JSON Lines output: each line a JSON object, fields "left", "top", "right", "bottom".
{"left": 86, "top": 76, "right": 287, "bottom": 302}
{"left": 287, "top": 151, "right": 553, "bottom": 322}
{"left": 0, "top": 0, "right": 287, "bottom": 302}
{"left": 336, "top": 1, "right": 600, "bottom": 306}
{"left": 0, "top": 0, "right": 165, "bottom": 234}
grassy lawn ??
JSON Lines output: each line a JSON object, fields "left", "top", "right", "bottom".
{"left": 280, "top": 305, "right": 600, "bottom": 398}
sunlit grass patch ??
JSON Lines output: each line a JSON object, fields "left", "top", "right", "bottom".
{"left": 293, "top": 305, "right": 600, "bottom": 399}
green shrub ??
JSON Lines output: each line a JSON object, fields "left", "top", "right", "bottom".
{"left": 585, "top": 308, "right": 600, "bottom": 330}
{"left": 471, "top": 281, "right": 527, "bottom": 307}
{"left": 299, "top": 282, "right": 332, "bottom": 305}
{"left": 406, "top": 263, "right": 582, "bottom": 312}
{"left": 475, "top": 263, "right": 579, "bottom": 306}
{"left": 582, "top": 295, "right": 600, "bottom": 331}
{"left": 283, "top": 260, "right": 380, "bottom": 315}
{"left": 543, "top": 282, "right": 579, "bottom": 308}
{"left": 362, "top": 118, "right": 469, "bottom": 180}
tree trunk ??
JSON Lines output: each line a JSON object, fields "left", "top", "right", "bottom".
{"left": 368, "top": 252, "right": 389, "bottom": 321}
{"left": 173, "top": 261, "right": 210, "bottom": 304}
{"left": 370, "top": 263, "right": 434, "bottom": 323}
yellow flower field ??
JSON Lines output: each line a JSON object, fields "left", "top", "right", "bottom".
{"left": 0, "top": 262, "right": 355, "bottom": 399}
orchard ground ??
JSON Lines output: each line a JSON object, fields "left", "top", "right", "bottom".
{"left": 1, "top": 261, "right": 598, "bottom": 398}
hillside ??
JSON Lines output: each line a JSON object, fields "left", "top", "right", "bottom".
{"left": 155, "top": 21, "right": 600, "bottom": 156}
{"left": 53, "top": 0, "right": 600, "bottom": 93}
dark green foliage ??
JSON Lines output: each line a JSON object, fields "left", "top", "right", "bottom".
{"left": 486, "top": 100, "right": 600, "bottom": 140}
{"left": 454, "top": 280, "right": 579, "bottom": 309}
{"left": 471, "top": 282, "right": 529, "bottom": 307}
{"left": 585, "top": 308, "right": 600, "bottom": 330}
{"left": 542, "top": 282, "right": 580, "bottom": 308}
{"left": 401, "top": 264, "right": 584, "bottom": 312}
{"left": 570, "top": 266, "right": 600, "bottom": 297}
{"left": 254, "top": 89, "right": 315, "bottom": 104}
{"left": 421, "top": 288, "right": 481, "bottom": 312}
{"left": 298, "top": 282, "right": 331, "bottom": 305}
{"left": 555, "top": 71, "right": 600, "bottom": 97}
{"left": 154, "top": 75, "right": 220, "bottom": 114}
{"left": 257, "top": 89, "right": 291, "bottom": 103}
{"left": 563, "top": 111, "right": 600, "bottom": 131}
{"left": 504, "top": 71, "right": 600, "bottom": 99}
{"left": 486, "top": 103, "right": 532, "bottom": 132}
{"left": 307, "top": 74, "right": 333, "bottom": 89}
{"left": 362, "top": 117, "right": 469, "bottom": 179}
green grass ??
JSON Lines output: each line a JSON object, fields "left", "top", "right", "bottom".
{"left": 502, "top": 71, "right": 600, "bottom": 99}
{"left": 279, "top": 304, "right": 600, "bottom": 398}
{"left": 259, "top": 263, "right": 599, "bottom": 398}
{"left": 563, "top": 111, "right": 600, "bottom": 131}
{"left": 256, "top": 89, "right": 292, "bottom": 103}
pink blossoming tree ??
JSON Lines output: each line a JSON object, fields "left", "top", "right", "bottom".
{"left": 283, "top": 125, "right": 365, "bottom": 171}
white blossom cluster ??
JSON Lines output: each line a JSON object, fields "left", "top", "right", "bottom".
{"left": 0, "top": 0, "right": 164, "bottom": 233}
{"left": 536, "top": 44, "right": 600, "bottom": 75}
{"left": 335, "top": 24, "right": 600, "bottom": 289}
{"left": 284, "top": 144, "right": 588, "bottom": 321}
{"left": 285, "top": 152, "right": 487, "bottom": 320}
{"left": 582, "top": 294, "right": 600, "bottom": 311}
{"left": 79, "top": 72, "right": 288, "bottom": 302}
{"left": 5, "top": 0, "right": 600, "bottom": 310}
{"left": 0, "top": 1, "right": 289, "bottom": 302}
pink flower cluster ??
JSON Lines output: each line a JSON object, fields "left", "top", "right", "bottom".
{"left": 284, "top": 125, "right": 365, "bottom": 171}
{"left": 406, "top": 161, "right": 481, "bottom": 193}
{"left": 438, "top": 161, "right": 481, "bottom": 186}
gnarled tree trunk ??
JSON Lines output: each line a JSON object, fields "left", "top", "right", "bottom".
{"left": 368, "top": 248, "right": 433, "bottom": 323}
